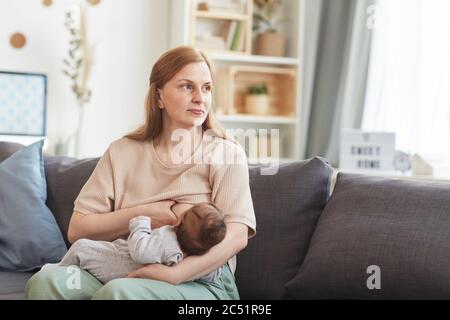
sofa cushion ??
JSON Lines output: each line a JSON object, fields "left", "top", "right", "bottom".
{"left": 0, "top": 141, "right": 23, "bottom": 161}
{"left": 235, "top": 157, "right": 332, "bottom": 299}
{"left": 44, "top": 156, "right": 99, "bottom": 247}
{"left": 0, "top": 271, "right": 34, "bottom": 299}
{"left": 0, "top": 140, "right": 67, "bottom": 271}
{"left": 285, "top": 173, "right": 450, "bottom": 299}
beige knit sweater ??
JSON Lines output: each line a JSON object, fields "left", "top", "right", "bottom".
{"left": 73, "top": 133, "right": 256, "bottom": 274}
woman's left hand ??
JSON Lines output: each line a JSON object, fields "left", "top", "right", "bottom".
{"left": 127, "top": 264, "right": 179, "bottom": 285}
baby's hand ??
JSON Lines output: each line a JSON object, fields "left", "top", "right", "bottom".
{"left": 132, "top": 216, "right": 151, "bottom": 223}
{"left": 129, "top": 216, "right": 152, "bottom": 232}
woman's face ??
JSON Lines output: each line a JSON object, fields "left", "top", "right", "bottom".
{"left": 158, "top": 61, "right": 213, "bottom": 129}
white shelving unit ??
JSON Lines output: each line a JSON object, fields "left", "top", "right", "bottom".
{"left": 209, "top": 52, "right": 299, "bottom": 66}
{"left": 169, "top": 0, "right": 305, "bottom": 162}
{"left": 217, "top": 114, "right": 297, "bottom": 125}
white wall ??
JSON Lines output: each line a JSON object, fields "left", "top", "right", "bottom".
{"left": 0, "top": 0, "right": 169, "bottom": 157}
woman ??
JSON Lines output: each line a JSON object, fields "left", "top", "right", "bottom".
{"left": 25, "top": 46, "right": 256, "bottom": 300}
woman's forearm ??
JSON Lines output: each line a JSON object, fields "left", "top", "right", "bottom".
{"left": 68, "top": 200, "right": 177, "bottom": 243}
{"left": 171, "top": 222, "right": 249, "bottom": 284}
{"left": 67, "top": 207, "right": 141, "bottom": 243}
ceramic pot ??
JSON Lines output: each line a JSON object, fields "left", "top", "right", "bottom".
{"left": 245, "top": 94, "right": 270, "bottom": 115}
{"left": 255, "top": 32, "right": 286, "bottom": 57}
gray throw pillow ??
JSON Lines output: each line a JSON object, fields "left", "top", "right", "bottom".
{"left": 285, "top": 173, "right": 450, "bottom": 299}
{"left": 235, "top": 157, "right": 332, "bottom": 299}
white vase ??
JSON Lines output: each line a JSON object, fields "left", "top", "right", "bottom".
{"left": 54, "top": 139, "right": 69, "bottom": 156}
{"left": 245, "top": 95, "right": 270, "bottom": 115}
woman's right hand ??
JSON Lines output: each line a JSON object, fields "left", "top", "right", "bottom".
{"left": 136, "top": 200, "right": 177, "bottom": 228}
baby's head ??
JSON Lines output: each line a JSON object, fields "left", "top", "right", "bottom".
{"left": 175, "top": 202, "right": 226, "bottom": 256}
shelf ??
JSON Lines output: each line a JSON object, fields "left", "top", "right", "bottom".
{"left": 197, "top": 48, "right": 249, "bottom": 56}
{"left": 216, "top": 114, "right": 297, "bottom": 124}
{"left": 196, "top": 11, "right": 248, "bottom": 21}
{"left": 215, "top": 65, "right": 297, "bottom": 115}
{"left": 191, "top": 0, "right": 253, "bottom": 55}
{"left": 208, "top": 52, "right": 299, "bottom": 66}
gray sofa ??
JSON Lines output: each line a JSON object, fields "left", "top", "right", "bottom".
{"left": 1, "top": 141, "right": 450, "bottom": 300}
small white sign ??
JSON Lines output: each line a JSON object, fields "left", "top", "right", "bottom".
{"left": 340, "top": 129, "right": 396, "bottom": 172}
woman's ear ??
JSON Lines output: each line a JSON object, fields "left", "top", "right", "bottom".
{"left": 157, "top": 89, "right": 164, "bottom": 109}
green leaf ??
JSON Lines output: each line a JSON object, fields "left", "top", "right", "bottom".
{"left": 248, "top": 83, "right": 268, "bottom": 95}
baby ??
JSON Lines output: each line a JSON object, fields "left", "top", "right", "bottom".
{"left": 57, "top": 202, "right": 226, "bottom": 284}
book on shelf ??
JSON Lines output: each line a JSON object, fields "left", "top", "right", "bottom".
{"left": 225, "top": 20, "right": 237, "bottom": 49}
{"left": 230, "top": 20, "right": 243, "bottom": 51}
{"left": 235, "top": 21, "right": 245, "bottom": 51}
{"left": 224, "top": 19, "right": 245, "bottom": 51}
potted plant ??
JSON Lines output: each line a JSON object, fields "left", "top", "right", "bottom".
{"left": 60, "top": 3, "right": 93, "bottom": 157}
{"left": 245, "top": 83, "right": 271, "bottom": 115}
{"left": 253, "top": 0, "right": 286, "bottom": 57}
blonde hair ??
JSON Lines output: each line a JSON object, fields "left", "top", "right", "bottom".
{"left": 125, "top": 46, "right": 229, "bottom": 141}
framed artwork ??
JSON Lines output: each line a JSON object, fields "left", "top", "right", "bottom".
{"left": 0, "top": 71, "right": 47, "bottom": 137}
